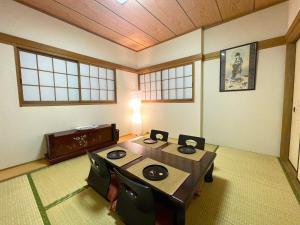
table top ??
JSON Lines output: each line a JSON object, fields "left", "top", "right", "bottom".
{"left": 96, "top": 137, "right": 216, "bottom": 208}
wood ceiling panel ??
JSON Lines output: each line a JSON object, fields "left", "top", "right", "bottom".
{"left": 255, "top": 0, "right": 286, "bottom": 10}
{"left": 216, "top": 0, "right": 255, "bottom": 20}
{"left": 95, "top": 0, "right": 175, "bottom": 41}
{"left": 177, "top": 0, "right": 222, "bottom": 27}
{"left": 15, "top": 0, "right": 287, "bottom": 52}
{"left": 55, "top": 0, "right": 157, "bottom": 47}
{"left": 16, "top": 0, "right": 144, "bottom": 51}
{"left": 136, "top": 0, "right": 195, "bottom": 35}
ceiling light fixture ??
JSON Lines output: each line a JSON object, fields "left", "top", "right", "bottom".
{"left": 117, "top": 0, "right": 128, "bottom": 4}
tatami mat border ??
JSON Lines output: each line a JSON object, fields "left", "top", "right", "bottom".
{"left": 27, "top": 174, "right": 51, "bottom": 225}
{"left": 44, "top": 185, "right": 89, "bottom": 210}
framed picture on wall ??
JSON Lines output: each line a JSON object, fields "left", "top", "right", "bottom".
{"left": 220, "top": 42, "right": 258, "bottom": 92}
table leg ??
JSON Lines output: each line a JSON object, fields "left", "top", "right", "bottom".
{"left": 174, "top": 206, "right": 185, "bottom": 225}
{"left": 204, "top": 163, "right": 214, "bottom": 182}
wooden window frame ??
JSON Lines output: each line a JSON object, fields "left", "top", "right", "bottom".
{"left": 15, "top": 47, "right": 117, "bottom": 106}
{"left": 138, "top": 62, "right": 195, "bottom": 103}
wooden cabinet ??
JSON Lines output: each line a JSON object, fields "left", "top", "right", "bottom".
{"left": 45, "top": 124, "right": 119, "bottom": 164}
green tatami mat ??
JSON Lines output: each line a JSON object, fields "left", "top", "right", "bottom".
{"left": 0, "top": 175, "right": 43, "bottom": 225}
{"left": 186, "top": 147, "right": 300, "bottom": 225}
{"left": 47, "top": 188, "right": 123, "bottom": 225}
{"left": 31, "top": 154, "right": 90, "bottom": 207}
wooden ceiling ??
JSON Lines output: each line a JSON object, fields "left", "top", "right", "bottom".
{"left": 16, "top": 0, "right": 287, "bottom": 51}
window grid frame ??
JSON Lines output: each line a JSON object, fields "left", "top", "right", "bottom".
{"left": 139, "top": 62, "right": 195, "bottom": 103}
{"left": 79, "top": 63, "right": 116, "bottom": 102}
{"left": 16, "top": 48, "right": 117, "bottom": 106}
{"left": 21, "top": 50, "right": 80, "bottom": 103}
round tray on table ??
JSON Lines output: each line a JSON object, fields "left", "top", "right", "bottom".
{"left": 143, "top": 164, "right": 168, "bottom": 181}
{"left": 177, "top": 145, "right": 196, "bottom": 154}
{"left": 143, "top": 138, "right": 158, "bottom": 144}
{"left": 107, "top": 150, "right": 126, "bottom": 159}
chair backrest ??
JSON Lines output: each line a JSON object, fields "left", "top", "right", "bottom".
{"left": 86, "top": 151, "right": 111, "bottom": 198}
{"left": 114, "top": 169, "right": 155, "bottom": 225}
{"left": 150, "top": 129, "right": 169, "bottom": 142}
{"left": 178, "top": 134, "right": 205, "bottom": 150}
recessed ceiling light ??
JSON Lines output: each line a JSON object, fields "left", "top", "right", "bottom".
{"left": 117, "top": 0, "right": 128, "bottom": 4}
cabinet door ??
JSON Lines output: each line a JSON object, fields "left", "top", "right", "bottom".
{"left": 289, "top": 39, "right": 300, "bottom": 170}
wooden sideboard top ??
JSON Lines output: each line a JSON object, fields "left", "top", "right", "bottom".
{"left": 45, "top": 124, "right": 111, "bottom": 137}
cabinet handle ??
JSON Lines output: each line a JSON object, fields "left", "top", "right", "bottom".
{"left": 293, "top": 106, "right": 296, "bottom": 112}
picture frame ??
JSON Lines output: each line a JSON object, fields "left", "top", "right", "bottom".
{"left": 220, "top": 42, "right": 258, "bottom": 92}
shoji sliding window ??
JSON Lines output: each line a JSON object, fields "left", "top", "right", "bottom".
{"left": 17, "top": 49, "right": 116, "bottom": 106}
{"left": 139, "top": 63, "right": 194, "bottom": 102}
{"left": 79, "top": 64, "right": 115, "bottom": 101}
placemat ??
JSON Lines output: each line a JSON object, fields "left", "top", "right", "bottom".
{"left": 133, "top": 137, "right": 167, "bottom": 149}
{"left": 127, "top": 158, "right": 190, "bottom": 195}
{"left": 97, "top": 146, "right": 142, "bottom": 167}
{"left": 162, "top": 143, "right": 206, "bottom": 161}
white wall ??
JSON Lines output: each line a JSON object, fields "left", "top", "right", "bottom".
{"left": 0, "top": 0, "right": 137, "bottom": 68}
{"left": 0, "top": 44, "right": 137, "bottom": 170}
{"left": 137, "top": 29, "right": 202, "bottom": 68}
{"left": 203, "top": 3, "right": 288, "bottom": 156}
{"left": 137, "top": 29, "right": 202, "bottom": 138}
{"left": 141, "top": 61, "right": 202, "bottom": 138}
{"left": 288, "top": 0, "right": 300, "bottom": 28}
{"left": 203, "top": 47, "right": 285, "bottom": 156}
{"left": 204, "top": 2, "right": 288, "bottom": 53}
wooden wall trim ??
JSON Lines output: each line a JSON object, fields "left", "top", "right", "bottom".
{"left": 0, "top": 32, "right": 137, "bottom": 73}
{"left": 258, "top": 36, "right": 286, "bottom": 50}
{"left": 136, "top": 54, "right": 202, "bottom": 74}
{"left": 286, "top": 11, "right": 300, "bottom": 43}
{"left": 203, "top": 36, "right": 286, "bottom": 61}
{"left": 203, "top": 52, "right": 219, "bottom": 61}
{"left": 280, "top": 43, "right": 296, "bottom": 160}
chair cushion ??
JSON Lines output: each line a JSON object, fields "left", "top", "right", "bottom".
{"left": 155, "top": 202, "right": 174, "bottom": 225}
{"left": 107, "top": 174, "right": 119, "bottom": 203}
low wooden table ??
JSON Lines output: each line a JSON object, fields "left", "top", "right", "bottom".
{"left": 96, "top": 137, "right": 216, "bottom": 225}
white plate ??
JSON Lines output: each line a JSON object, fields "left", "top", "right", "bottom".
{"left": 75, "top": 125, "right": 98, "bottom": 130}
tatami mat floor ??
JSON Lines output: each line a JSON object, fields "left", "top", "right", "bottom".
{"left": 0, "top": 142, "right": 299, "bottom": 225}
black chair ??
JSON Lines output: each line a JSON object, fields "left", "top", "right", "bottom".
{"left": 114, "top": 169, "right": 173, "bottom": 225}
{"left": 150, "top": 129, "right": 169, "bottom": 142}
{"left": 177, "top": 135, "right": 213, "bottom": 183}
{"left": 86, "top": 152, "right": 119, "bottom": 204}
{"left": 178, "top": 134, "right": 205, "bottom": 150}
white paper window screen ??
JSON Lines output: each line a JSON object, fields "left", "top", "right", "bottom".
{"left": 139, "top": 63, "right": 193, "bottom": 102}
{"left": 18, "top": 49, "right": 116, "bottom": 104}
{"left": 79, "top": 63, "right": 116, "bottom": 102}
{"left": 19, "top": 50, "right": 79, "bottom": 102}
